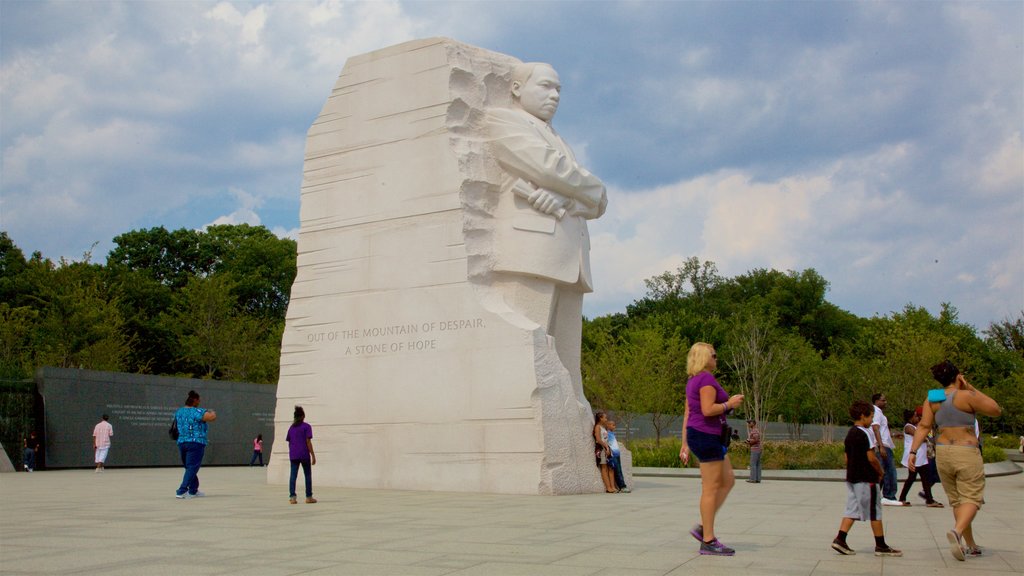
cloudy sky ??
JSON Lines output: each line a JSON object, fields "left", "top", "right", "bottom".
{"left": 2, "top": 1, "right": 1022, "bottom": 330}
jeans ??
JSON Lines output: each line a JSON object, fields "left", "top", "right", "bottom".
{"left": 177, "top": 442, "right": 206, "bottom": 496}
{"left": 609, "top": 453, "right": 626, "bottom": 490}
{"left": 289, "top": 459, "right": 312, "bottom": 498}
{"left": 23, "top": 448, "right": 35, "bottom": 471}
{"left": 249, "top": 451, "right": 263, "bottom": 466}
{"left": 881, "top": 446, "right": 897, "bottom": 500}
{"left": 749, "top": 450, "right": 762, "bottom": 482}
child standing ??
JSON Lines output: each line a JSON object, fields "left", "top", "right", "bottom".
{"left": 249, "top": 433, "right": 264, "bottom": 466}
{"left": 831, "top": 400, "right": 902, "bottom": 557}
{"left": 607, "top": 420, "right": 630, "bottom": 493}
{"left": 286, "top": 406, "right": 316, "bottom": 504}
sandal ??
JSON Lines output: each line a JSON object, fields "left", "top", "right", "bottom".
{"left": 926, "top": 501, "right": 944, "bottom": 508}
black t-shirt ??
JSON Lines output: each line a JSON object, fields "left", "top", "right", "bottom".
{"left": 845, "top": 426, "right": 878, "bottom": 484}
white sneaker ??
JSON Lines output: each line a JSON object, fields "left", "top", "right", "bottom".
{"left": 881, "top": 498, "right": 902, "bottom": 506}
{"left": 190, "top": 491, "right": 205, "bottom": 498}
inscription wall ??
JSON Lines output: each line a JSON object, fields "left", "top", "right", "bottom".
{"left": 36, "top": 367, "right": 277, "bottom": 468}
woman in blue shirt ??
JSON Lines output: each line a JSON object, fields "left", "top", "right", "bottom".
{"left": 175, "top": 390, "right": 217, "bottom": 499}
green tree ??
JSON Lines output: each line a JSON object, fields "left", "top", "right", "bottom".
{"left": 203, "top": 224, "right": 297, "bottom": 320}
{"left": 0, "top": 304, "right": 37, "bottom": 379}
{"left": 23, "top": 250, "right": 129, "bottom": 371}
{"left": 722, "top": 309, "right": 794, "bottom": 426}
{"left": 985, "top": 312, "right": 1024, "bottom": 359}
{"left": 168, "top": 274, "right": 241, "bottom": 379}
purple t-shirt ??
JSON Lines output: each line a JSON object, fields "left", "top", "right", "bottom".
{"left": 686, "top": 371, "right": 728, "bottom": 435}
{"left": 285, "top": 422, "right": 313, "bottom": 460}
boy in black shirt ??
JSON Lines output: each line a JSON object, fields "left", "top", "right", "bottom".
{"left": 831, "top": 400, "right": 902, "bottom": 557}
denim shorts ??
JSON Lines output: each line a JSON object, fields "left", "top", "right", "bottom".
{"left": 686, "top": 427, "right": 727, "bottom": 463}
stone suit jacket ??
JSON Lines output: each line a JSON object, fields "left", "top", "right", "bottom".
{"left": 485, "top": 107, "right": 608, "bottom": 290}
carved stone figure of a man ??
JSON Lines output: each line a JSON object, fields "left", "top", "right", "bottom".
{"left": 485, "top": 62, "right": 608, "bottom": 402}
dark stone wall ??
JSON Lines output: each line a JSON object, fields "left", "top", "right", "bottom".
{"left": 36, "top": 367, "right": 276, "bottom": 468}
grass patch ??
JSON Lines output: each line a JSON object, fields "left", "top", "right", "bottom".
{"left": 628, "top": 437, "right": 1005, "bottom": 469}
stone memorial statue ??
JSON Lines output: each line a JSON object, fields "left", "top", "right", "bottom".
{"left": 269, "top": 38, "right": 628, "bottom": 495}
{"left": 484, "top": 62, "right": 608, "bottom": 407}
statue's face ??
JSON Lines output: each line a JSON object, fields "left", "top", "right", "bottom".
{"left": 515, "top": 64, "right": 560, "bottom": 122}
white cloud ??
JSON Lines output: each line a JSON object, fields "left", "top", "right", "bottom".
{"left": 204, "top": 188, "right": 262, "bottom": 228}
{"left": 2, "top": 1, "right": 1021, "bottom": 328}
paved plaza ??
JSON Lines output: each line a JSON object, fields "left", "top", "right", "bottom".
{"left": 1, "top": 465, "right": 1021, "bottom": 575}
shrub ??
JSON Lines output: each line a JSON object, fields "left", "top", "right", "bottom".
{"left": 625, "top": 438, "right": 1004, "bottom": 468}
{"left": 982, "top": 443, "right": 1007, "bottom": 463}
{"left": 983, "top": 434, "right": 1019, "bottom": 450}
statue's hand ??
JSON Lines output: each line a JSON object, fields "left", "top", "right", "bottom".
{"left": 528, "top": 188, "right": 566, "bottom": 216}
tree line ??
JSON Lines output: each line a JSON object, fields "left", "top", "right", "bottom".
{"left": 581, "top": 257, "right": 1024, "bottom": 442}
{"left": 2, "top": 231, "right": 1020, "bottom": 438}
{"left": 0, "top": 225, "right": 295, "bottom": 384}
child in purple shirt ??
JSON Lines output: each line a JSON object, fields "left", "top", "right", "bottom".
{"left": 286, "top": 406, "right": 316, "bottom": 504}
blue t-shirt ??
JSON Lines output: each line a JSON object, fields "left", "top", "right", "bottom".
{"left": 175, "top": 406, "right": 209, "bottom": 445}
{"left": 286, "top": 422, "right": 313, "bottom": 460}
{"left": 608, "top": 431, "right": 620, "bottom": 456}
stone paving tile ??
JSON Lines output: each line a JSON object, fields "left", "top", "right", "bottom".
{"left": 1, "top": 466, "right": 1020, "bottom": 575}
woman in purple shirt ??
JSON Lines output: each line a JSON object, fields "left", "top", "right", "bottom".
{"left": 286, "top": 406, "right": 317, "bottom": 504}
{"left": 679, "top": 342, "right": 744, "bottom": 556}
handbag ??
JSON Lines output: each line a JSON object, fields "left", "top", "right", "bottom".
{"left": 720, "top": 424, "right": 733, "bottom": 448}
{"left": 169, "top": 418, "right": 179, "bottom": 441}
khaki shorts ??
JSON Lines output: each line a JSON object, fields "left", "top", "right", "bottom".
{"left": 935, "top": 444, "right": 985, "bottom": 508}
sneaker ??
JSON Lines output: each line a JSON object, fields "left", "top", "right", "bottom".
{"left": 189, "top": 491, "right": 205, "bottom": 498}
{"left": 289, "top": 497, "right": 297, "bottom": 504}
{"left": 831, "top": 538, "right": 855, "bottom": 555}
{"left": 305, "top": 497, "right": 317, "bottom": 504}
{"left": 875, "top": 546, "right": 903, "bottom": 557}
{"left": 689, "top": 524, "right": 703, "bottom": 543}
{"left": 620, "top": 487, "right": 631, "bottom": 493}
{"left": 175, "top": 493, "right": 187, "bottom": 499}
{"left": 947, "top": 530, "right": 965, "bottom": 561}
{"left": 881, "top": 498, "right": 903, "bottom": 506}
{"left": 966, "top": 545, "right": 982, "bottom": 557}
{"left": 699, "top": 538, "right": 735, "bottom": 556}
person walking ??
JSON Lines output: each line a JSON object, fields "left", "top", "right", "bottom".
{"left": 174, "top": 390, "right": 216, "bottom": 499}
{"left": 870, "top": 393, "right": 900, "bottom": 505}
{"left": 92, "top": 414, "right": 113, "bottom": 473}
{"left": 908, "top": 361, "right": 1001, "bottom": 561}
{"left": 679, "top": 342, "right": 744, "bottom": 556}
{"left": 830, "top": 400, "right": 903, "bottom": 557}
{"left": 897, "top": 408, "right": 941, "bottom": 507}
{"left": 745, "top": 419, "right": 762, "bottom": 483}
{"left": 286, "top": 406, "right": 316, "bottom": 504}
{"left": 249, "top": 434, "right": 264, "bottom": 466}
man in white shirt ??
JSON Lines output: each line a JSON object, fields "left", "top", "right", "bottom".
{"left": 93, "top": 415, "right": 113, "bottom": 473}
{"left": 871, "top": 394, "right": 901, "bottom": 505}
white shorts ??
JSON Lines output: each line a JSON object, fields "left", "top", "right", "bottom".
{"left": 843, "top": 482, "right": 881, "bottom": 522}
{"left": 95, "top": 446, "right": 110, "bottom": 463}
